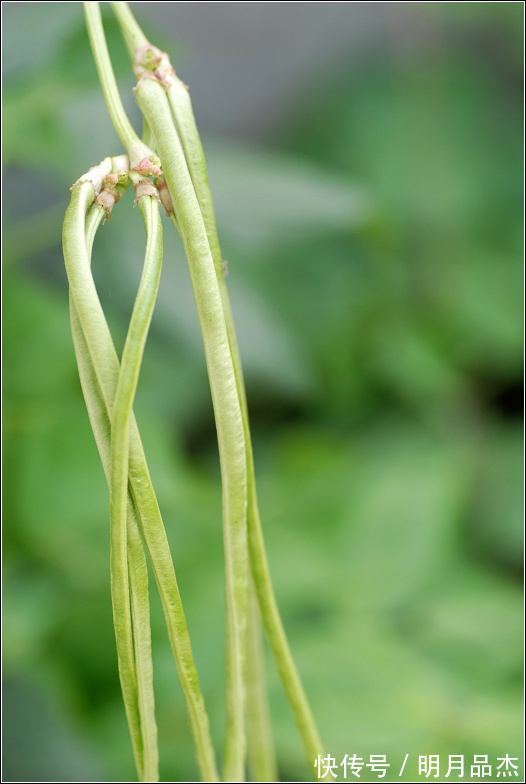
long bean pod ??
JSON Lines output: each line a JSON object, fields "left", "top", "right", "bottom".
{"left": 109, "top": 180, "right": 162, "bottom": 782}
{"left": 136, "top": 77, "right": 249, "bottom": 782}
{"left": 64, "top": 183, "right": 145, "bottom": 778}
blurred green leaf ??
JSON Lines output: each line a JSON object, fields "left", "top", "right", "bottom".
{"left": 206, "top": 141, "right": 371, "bottom": 246}
{"left": 468, "top": 424, "right": 523, "bottom": 571}
{"left": 2, "top": 678, "right": 105, "bottom": 783}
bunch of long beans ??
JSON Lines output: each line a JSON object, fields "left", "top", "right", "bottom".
{"left": 62, "top": 4, "right": 323, "bottom": 781}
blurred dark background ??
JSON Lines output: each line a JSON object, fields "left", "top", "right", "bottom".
{"left": 2, "top": 2, "right": 523, "bottom": 781}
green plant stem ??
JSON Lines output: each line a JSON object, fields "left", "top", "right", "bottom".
{"left": 109, "top": 185, "right": 162, "bottom": 782}
{"left": 136, "top": 78, "right": 249, "bottom": 782}
{"left": 65, "top": 183, "right": 219, "bottom": 783}
{"left": 83, "top": 3, "right": 156, "bottom": 170}
{"left": 110, "top": 1, "right": 148, "bottom": 58}
{"left": 166, "top": 76, "right": 324, "bottom": 778}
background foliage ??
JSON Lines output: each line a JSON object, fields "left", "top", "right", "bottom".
{"left": 3, "top": 3, "right": 523, "bottom": 782}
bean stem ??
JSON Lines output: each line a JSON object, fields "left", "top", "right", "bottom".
{"left": 83, "top": 3, "right": 158, "bottom": 170}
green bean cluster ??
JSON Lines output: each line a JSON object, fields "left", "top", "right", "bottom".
{"left": 62, "top": 4, "right": 323, "bottom": 781}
